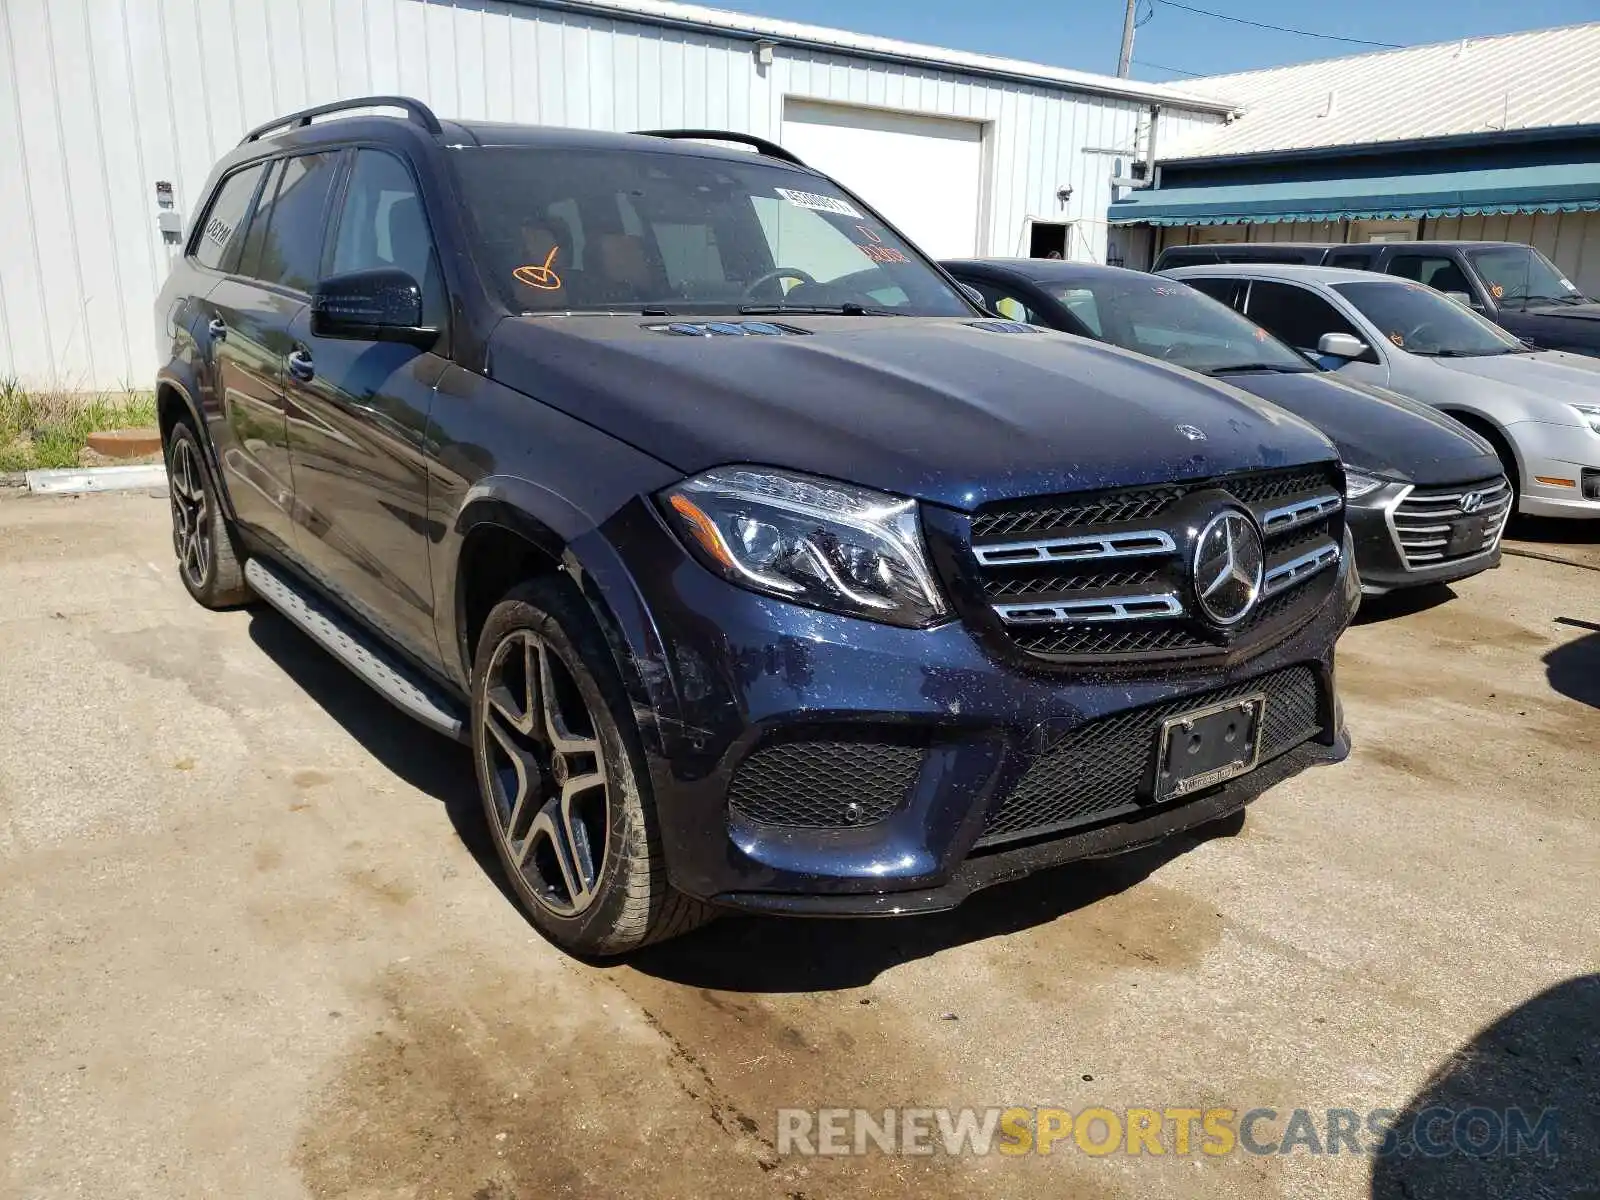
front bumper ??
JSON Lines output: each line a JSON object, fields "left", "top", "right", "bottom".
{"left": 584, "top": 499, "right": 1358, "bottom": 915}
{"left": 1348, "top": 482, "right": 1505, "bottom": 595}
{"left": 1507, "top": 419, "right": 1600, "bottom": 518}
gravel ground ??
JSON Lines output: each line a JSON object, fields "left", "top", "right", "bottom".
{"left": 1, "top": 491, "right": 1595, "bottom": 1200}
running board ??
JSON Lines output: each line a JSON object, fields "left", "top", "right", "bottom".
{"left": 244, "top": 558, "right": 467, "bottom": 742}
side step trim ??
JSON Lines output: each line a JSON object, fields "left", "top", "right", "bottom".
{"left": 245, "top": 558, "right": 467, "bottom": 743}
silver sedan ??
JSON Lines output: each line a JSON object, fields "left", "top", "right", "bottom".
{"left": 1162, "top": 262, "right": 1600, "bottom": 519}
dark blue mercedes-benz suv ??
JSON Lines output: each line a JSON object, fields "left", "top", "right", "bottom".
{"left": 156, "top": 96, "right": 1356, "bottom": 955}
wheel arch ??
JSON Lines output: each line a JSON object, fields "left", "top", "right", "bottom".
{"left": 1436, "top": 407, "right": 1524, "bottom": 492}
{"left": 444, "top": 481, "right": 682, "bottom": 759}
{"left": 155, "top": 370, "right": 236, "bottom": 520}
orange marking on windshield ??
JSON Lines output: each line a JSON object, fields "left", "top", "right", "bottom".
{"left": 514, "top": 245, "right": 563, "bottom": 290}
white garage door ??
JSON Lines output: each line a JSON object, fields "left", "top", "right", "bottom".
{"left": 780, "top": 101, "right": 985, "bottom": 258}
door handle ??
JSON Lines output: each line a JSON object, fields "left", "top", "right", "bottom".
{"left": 207, "top": 318, "right": 228, "bottom": 341}
{"left": 287, "top": 348, "right": 315, "bottom": 381}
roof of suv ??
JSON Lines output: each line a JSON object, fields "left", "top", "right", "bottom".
{"left": 1162, "top": 262, "right": 1406, "bottom": 286}
{"left": 240, "top": 109, "right": 820, "bottom": 171}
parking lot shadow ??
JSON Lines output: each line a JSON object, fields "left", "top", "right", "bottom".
{"left": 244, "top": 605, "right": 1254, "bottom": 986}
{"left": 1370, "top": 973, "right": 1600, "bottom": 1200}
{"left": 1354, "top": 584, "right": 1457, "bottom": 625}
{"left": 245, "top": 608, "right": 518, "bottom": 907}
{"left": 621, "top": 811, "right": 1246, "bottom": 994}
{"left": 1545, "top": 618, "right": 1600, "bottom": 709}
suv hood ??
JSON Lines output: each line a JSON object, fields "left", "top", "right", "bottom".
{"left": 1213, "top": 370, "right": 1502, "bottom": 486}
{"left": 1521, "top": 301, "right": 1600, "bottom": 323}
{"left": 486, "top": 316, "right": 1337, "bottom": 509}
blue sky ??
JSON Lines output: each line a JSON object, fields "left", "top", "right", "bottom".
{"left": 722, "top": 0, "right": 1599, "bottom": 81}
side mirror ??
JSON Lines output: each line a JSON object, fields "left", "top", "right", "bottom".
{"left": 311, "top": 268, "right": 437, "bottom": 345}
{"left": 1317, "top": 332, "right": 1368, "bottom": 360}
{"left": 1442, "top": 291, "right": 1474, "bottom": 308}
{"left": 956, "top": 282, "right": 988, "bottom": 308}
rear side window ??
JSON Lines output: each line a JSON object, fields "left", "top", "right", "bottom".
{"left": 238, "top": 151, "right": 342, "bottom": 292}
{"left": 1326, "top": 251, "right": 1374, "bottom": 270}
{"left": 1386, "top": 254, "right": 1474, "bottom": 296}
{"left": 191, "top": 164, "right": 266, "bottom": 272}
{"left": 1243, "top": 280, "right": 1365, "bottom": 353}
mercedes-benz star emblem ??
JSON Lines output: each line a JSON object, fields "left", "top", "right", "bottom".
{"left": 1176, "top": 424, "right": 1207, "bottom": 442}
{"left": 1458, "top": 490, "right": 1484, "bottom": 514}
{"left": 1193, "top": 510, "right": 1264, "bottom": 627}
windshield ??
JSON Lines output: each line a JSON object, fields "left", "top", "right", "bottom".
{"left": 450, "top": 146, "right": 972, "bottom": 317}
{"left": 1467, "top": 245, "right": 1585, "bottom": 307}
{"left": 1331, "top": 280, "right": 1526, "bottom": 357}
{"left": 1047, "top": 276, "right": 1311, "bottom": 373}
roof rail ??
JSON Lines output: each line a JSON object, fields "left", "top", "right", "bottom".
{"left": 240, "top": 95, "right": 443, "bottom": 145}
{"left": 635, "top": 129, "right": 806, "bottom": 167}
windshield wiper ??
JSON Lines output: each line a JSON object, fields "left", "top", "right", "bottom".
{"left": 1205, "top": 362, "right": 1311, "bottom": 374}
{"left": 738, "top": 302, "right": 902, "bottom": 317}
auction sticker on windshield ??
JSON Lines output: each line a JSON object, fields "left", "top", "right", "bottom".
{"left": 776, "top": 188, "right": 864, "bottom": 219}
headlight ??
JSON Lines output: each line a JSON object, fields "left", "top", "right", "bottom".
{"left": 1344, "top": 471, "right": 1384, "bottom": 500}
{"left": 1570, "top": 403, "right": 1600, "bottom": 435}
{"left": 660, "top": 467, "right": 948, "bottom": 627}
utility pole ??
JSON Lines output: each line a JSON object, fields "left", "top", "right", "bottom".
{"left": 1117, "top": 0, "right": 1137, "bottom": 77}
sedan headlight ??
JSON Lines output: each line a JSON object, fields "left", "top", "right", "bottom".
{"left": 1344, "top": 471, "right": 1385, "bottom": 500}
{"left": 1570, "top": 403, "right": 1600, "bottom": 435}
{"left": 661, "top": 467, "right": 948, "bottom": 627}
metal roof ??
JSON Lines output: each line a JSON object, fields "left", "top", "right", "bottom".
{"left": 1109, "top": 159, "right": 1600, "bottom": 225}
{"left": 513, "top": 0, "right": 1236, "bottom": 111}
{"left": 1160, "top": 21, "right": 1600, "bottom": 160}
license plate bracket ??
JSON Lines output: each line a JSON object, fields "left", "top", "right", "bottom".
{"left": 1153, "top": 693, "right": 1266, "bottom": 802}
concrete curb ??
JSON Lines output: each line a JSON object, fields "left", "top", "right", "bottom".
{"left": 25, "top": 464, "right": 168, "bottom": 495}
{"left": 1503, "top": 544, "right": 1600, "bottom": 573}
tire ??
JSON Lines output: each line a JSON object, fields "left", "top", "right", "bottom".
{"left": 165, "top": 419, "right": 252, "bottom": 608}
{"left": 470, "top": 577, "right": 714, "bottom": 956}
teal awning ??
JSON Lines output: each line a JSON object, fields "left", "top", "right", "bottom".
{"left": 1107, "top": 161, "right": 1600, "bottom": 226}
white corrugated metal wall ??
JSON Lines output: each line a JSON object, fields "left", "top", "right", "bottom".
{"left": 0, "top": 0, "right": 1215, "bottom": 389}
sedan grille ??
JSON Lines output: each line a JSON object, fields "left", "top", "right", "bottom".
{"left": 951, "top": 466, "right": 1344, "bottom": 665}
{"left": 1390, "top": 477, "right": 1511, "bottom": 568}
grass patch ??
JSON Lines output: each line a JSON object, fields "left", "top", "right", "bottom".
{"left": 0, "top": 379, "right": 159, "bottom": 473}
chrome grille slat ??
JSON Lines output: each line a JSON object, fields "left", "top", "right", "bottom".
{"left": 1259, "top": 491, "right": 1342, "bottom": 534}
{"left": 972, "top": 529, "right": 1175, "bottom": 567}
{"left": 1262, "top": 541, "right": 1341, "bottom": 598}
{"left": 994, "top": 593, "right": 1184, "bottom": 626}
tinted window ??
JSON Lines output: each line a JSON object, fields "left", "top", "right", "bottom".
{"left": 1326, "top": 251, "right": 1374, "bottom": 270}
{"left": 239, "top": 151, "right": 341, "bottom": 292}
{"left": 1243, "top": 281, "right": 1365, "bottom": 353}
{"left": 966, "top": 280, "right": 1049, "bottom": 327}
{"left": 1182, "top": 277, "right": 1239, "bottom": 307}
{"left": 1386, "top": 254, "right": 1473, "bottom": 296}
{"left": 330, "top": 149, "right": 444, "bottom": 322}
{"left": 192, "top": 164, "right": 266, "bottom": 272}
{"left": 1332, "top": 280, "right": 1525, "bottom": 357}
{"left": 451, "top": 147, "right": 971, "bottom": 316}
{"left": 1047, "top": 275, "right": 1308, "bottom": 373}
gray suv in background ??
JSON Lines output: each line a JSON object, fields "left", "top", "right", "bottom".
{"left": 1163, "top": 263, "right": 1600, "bottom": 520}
{"left": 1155, "top": 241, "right": 1600, "bottom": 356}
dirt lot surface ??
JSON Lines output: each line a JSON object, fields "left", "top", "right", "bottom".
{"left": 2, "top": 491, "right": 1596, "bottom": 1199}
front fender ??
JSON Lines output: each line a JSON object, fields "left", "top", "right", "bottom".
{"left": 437, "top": 479, "right": 686, "bottom": 761}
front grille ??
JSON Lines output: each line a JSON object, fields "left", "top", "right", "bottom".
{"left": 977, "top": 665, "right": 1323, "bottom": 847}
{"left": 957, "top": 465, "right": 1344, "bottom": 665}
{"left": 727, "top": 738, "right": 923, "bottom": 828}
{"left": 1390, "top": 477, "right": 1511, "bottom": 567}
